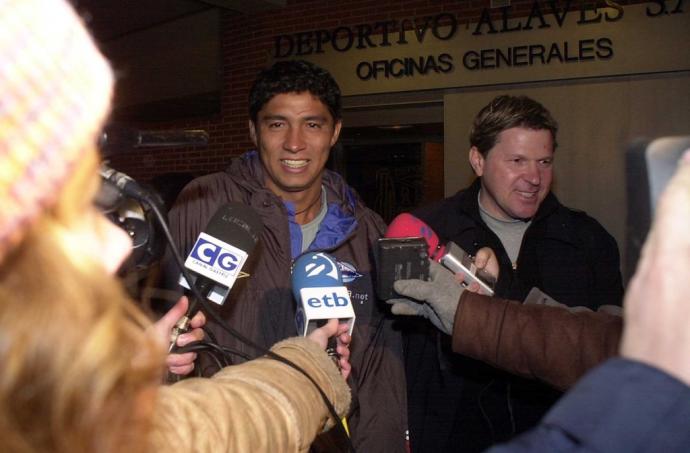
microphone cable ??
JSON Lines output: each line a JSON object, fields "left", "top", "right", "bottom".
{"left": 107, "top": 168, "right": 354, "bottom": 452}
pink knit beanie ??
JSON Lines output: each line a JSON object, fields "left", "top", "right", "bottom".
{"left": 0, "top": 0, "right": 113, "bottom": 262}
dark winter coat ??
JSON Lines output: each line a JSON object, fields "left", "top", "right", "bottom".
{"left": 417, "top": 178, "right": 624, "bottom": 308}
{"left": 403, "top": 178, "right": 623, "bottom": 452}
{"left": 161, "top": 151, "right": 408, "bottom": 453}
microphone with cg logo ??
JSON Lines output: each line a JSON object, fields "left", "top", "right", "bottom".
{"left": 178, "top": 202, "right": 263, "bottom": 306}
{"left": 291, "top": 252, "right": 356, "bottom": 337}
{"left": 385, "top": 213, "right": 495, "bottom": 296}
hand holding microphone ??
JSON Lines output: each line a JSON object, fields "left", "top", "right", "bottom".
{"left": 307, "top": 319, "right": 352, "bottom": 379}
{"left": 178, "top": 202, "right": 263, "bottom": 307}
{"left": 382, "top": 214, "right": 502, "bottom": 335}
{"left": 292, "top": 252, "right": 356, "bottom": 379}
{"left": 151, "top": 296, "right": 207, "bottom": 375}
{"left": 383, "top": 213, "right": 496, "bottom": 296}
{"left": 387, "top": 260, "right": 463, "bottom": 335}
{"left": 171, "top": 201, "right": 262, "bottom": 334}
{"left": 456, "top": 246, "right": 499, "bottom": 292}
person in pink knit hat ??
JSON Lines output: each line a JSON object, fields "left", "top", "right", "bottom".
{"left": 0, "top": 1, "right": 352, "bottom": 452}
{"left": 2, "top": 0, "right": 690, "bottom": 452}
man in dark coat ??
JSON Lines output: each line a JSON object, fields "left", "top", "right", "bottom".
{"left": 404, "top": 95, "right": 624, "bottom": 452}
{"left": 392, "top": 148, "right": 690, "bottom": 453}
{"left": 160, "top": 60, "right": 408, "bottom": 452}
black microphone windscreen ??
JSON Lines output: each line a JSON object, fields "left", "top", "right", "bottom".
{"left": 205, "top": 202, "right": 263, "bottom": 254}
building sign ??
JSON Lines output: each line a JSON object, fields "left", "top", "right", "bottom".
{"left": 272, "top": 1, "right": 689, "bottom": 95}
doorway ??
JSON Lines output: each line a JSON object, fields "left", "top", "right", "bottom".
{"left": 332, "top": 123, "right": 444, "bottom": 223}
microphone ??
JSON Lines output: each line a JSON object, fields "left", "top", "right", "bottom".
{"left": 178, "top": 202, "right": 263, "bottom": 305}
{"left": 385, "top": 212, "right": 446, "bottom": 260}
{"left": 385, "top": 213, "right": 496, "bottom": 296}
{"left": 291, "top": 252, "right": 356, "bottom": 336}
{"left": 96, "top": 164, "right": 167, "bottom": 270}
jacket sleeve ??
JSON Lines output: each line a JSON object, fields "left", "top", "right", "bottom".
{"left": 149, "top": 337, "right": 351, "bottom": 453}
{"left": 487, "top": 359, "right": 690, "bottom": 453}
{"left": 451, "top": 291, "right": 622, "bottom": 391}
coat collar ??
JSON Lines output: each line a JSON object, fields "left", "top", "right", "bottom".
{"left": 228, "top": 150, "right": 359, "bottom": 215}
{"left": 227, "top": 151, "right": 360, "bottom": 256}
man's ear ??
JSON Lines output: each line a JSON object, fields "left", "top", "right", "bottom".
{"left": 330, "top": 119, "right": 343, "bottom": 147}
{"left": 248, "top": 120, "right": 258, "bottom": 146}
{"left": 469, "top": 147, "right": 485, "bottom": 177}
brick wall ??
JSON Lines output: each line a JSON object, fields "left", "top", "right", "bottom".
{"left": 108, "top": 0, "right": 646, "bottom": 183}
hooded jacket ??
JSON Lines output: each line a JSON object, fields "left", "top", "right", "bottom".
{"left": 161, "top": 151, "right": 407, "bottom": 452}
{"left": 404, "top": 178, "right": 623, "bottom": 452}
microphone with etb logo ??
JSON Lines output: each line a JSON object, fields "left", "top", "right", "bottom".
{"left": 292, "top": 252, "right": 356, "bottom": 437}
{"left": 291, "top": 252, "right": 355, "bottom": 337}
{"left": 178, "top": 202, "right": 263, "bottom": 305}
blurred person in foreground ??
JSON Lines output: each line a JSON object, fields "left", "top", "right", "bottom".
{"left": 3, "top": 1, "right": 689, "bottom": 452}
{"left": 0, "top": 1, "right": 350, "bottom": 452}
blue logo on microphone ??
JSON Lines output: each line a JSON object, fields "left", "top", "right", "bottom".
{"left": 293, "top": 252, "right": 341, "bottom": 284}
{"left": 304, "top": 253, "right": 339, "bottom": 280}
{"left": 420, "top": 225, "right": 435, "bottom": 242}
{"left": 190, "top": 237, "right": 239, "bottom": 271}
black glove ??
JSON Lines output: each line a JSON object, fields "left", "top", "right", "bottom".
{"left": 387, "top": 260, "right": 463, "bottom": 335}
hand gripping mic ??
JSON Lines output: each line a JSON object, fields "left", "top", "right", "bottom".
{"left": 178, "top": 202, "right": 263, "bottom": 305}
{"left": 291, "top": 252, "right": 356, "bottom": 337}
{"left": 385, "top": 213, "right": 496, "bottom": 296}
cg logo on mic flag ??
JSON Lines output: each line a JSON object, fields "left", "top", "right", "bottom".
{"left": 185, "top": 232, "right": 248, "bottom": 289}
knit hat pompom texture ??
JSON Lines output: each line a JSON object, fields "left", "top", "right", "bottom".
{"left": 0, "top": 0, "right": 113, "bottom": 262}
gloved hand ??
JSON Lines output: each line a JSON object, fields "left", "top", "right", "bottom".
{"left": 387, "top": 260, "right": 464, "bottom": 335}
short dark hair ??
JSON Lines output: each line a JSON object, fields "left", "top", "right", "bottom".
{"left": 469, "top": 95, "right": 558, "bottom": 156}
{"left": 248, "top": 60, "right": 342, "bottom": 123}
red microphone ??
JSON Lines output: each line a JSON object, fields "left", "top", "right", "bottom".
{"left": 385, "top": 213, "right": 446, "bottom": 261}
{"left": 385, "top": 213, "right": 495, "bottom": 296}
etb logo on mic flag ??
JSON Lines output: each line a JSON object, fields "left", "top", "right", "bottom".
{"left": 292, "top": 252, "right": 355, "bottom": 336}
{"left": 297, "top": 286, "right": 355, "bottom": 336}
{"left": 185, "top": 232, "right": 248, "bottom": 289}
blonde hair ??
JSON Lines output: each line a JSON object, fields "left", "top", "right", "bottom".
{"left": 0, "top": 147, "right": 164, "bottom": 453}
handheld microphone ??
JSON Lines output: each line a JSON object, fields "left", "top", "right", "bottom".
{"left": 95, "top": 164, "right": 167, "bottom": 270}
{"left": 178, "top": 202, "right": 263, "bottom": 305}
{"left": 291, "top": 252, "right": 356, "bottom": 337}
{"left": 385, "top": 213, "right": 496, "bottom": 296}
{"left": 385, "top": 212, "right": 446, "bottom": 260}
